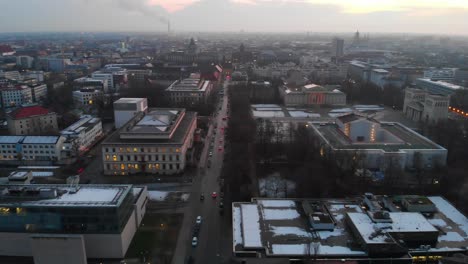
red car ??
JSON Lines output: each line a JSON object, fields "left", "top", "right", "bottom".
{"left": 211, "top": 192, "right": 218, "bottom": 198}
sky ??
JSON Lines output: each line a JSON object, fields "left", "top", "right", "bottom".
{"left": 1, "top": 0, "right": 468, "bottom": 35}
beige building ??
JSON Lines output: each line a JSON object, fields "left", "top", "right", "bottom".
{"left": 102, "top": 108, "right": 197, "bottom": 175}
{"left": 279, "top": 84, "right": 346, "bottom": 106}
{"left": 7, "top": 105, "right": 58, "bottom": 135}
{"left": 165, "top": 73, "right": 213, "bottom": 105}
{"left": 403, "top": 88, "right": 449, "bottom": 123}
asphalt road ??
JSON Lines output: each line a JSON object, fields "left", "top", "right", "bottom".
{"left": 172, "top": 80, "right": 231, "bottom": 264}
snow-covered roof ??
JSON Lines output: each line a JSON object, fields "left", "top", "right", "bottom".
{"left": 347, "top": 212, "right": 438, "bottom": 244}
{"left": 428, "top": 196, "right": 468, "bottom": 239}
{"left": 22, "top": 136, "right": 60, "bottom": 144}
{"left": 241, "top": 204, "right": 262, "bottom": 248}
{"left": 0, "top": 136, "right": 24, "bottom": 144}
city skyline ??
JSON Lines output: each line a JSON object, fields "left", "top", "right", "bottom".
{"left": 1, "top": 0, "right": 468, "bottom": 35}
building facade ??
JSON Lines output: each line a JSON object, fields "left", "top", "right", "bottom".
{"left": 403, "top": 88, "right": 450, "bottom": 123}
{"left": 61, "top": 115, "right": 103, "bottom": 153}
{"left": 102, "top": 108, "right": 197, "bottom": 175}
{"left": 113, "top": 98, "right": 148, "bottom": 129}
{"left": 0, "top": 136, "right": 65, "bottom": 163}
{"left": 165, "top": 74, "right": 213, "bottom": 105}
{"left": 72, "top": 88, "right": 103, "bottom": 106}
{"left": 0, "top": 86, "right": 32, "bottom": 108}
{"left": 279, "top": 84, "right": 346, "bottom": 106}
{"left": 0, "top": 184, "right": 147, "bottom": 262}
{"left": 331, "top": 38, "right": 344, "bottom": 58}
{"left": 415, "top": 78, "right": 464, "bottom": 96}
{"left": 7, "top": 105, "right": 58, "bottom": 135}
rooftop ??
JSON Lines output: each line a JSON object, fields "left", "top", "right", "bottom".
{"left": 0, "top": 184, "right": 133, "bottom": 207}
{"left": 312, "top": 118, "right": 444, "bottom": 151}
{"left": 114, "top": 98, "right": 147, "bottom": 104}
{"left": 61, "top": 115, "right": 101, "bottom": 136}
{"left": 103, "top": 108, "right": 196, "bottom": 145}
{"left": 0, "top": 136, "right": 60, "bottom": 145}
{"left": 233, "top": 196, "right": 468, "bottom": 259}
{"left": 417, "top": 78, "right": 464, "bottom": 90}
{"left": 166, "top": 75, "right": 211, "bottom": 92}
{"left": 7, "top": 106, "right": 51, "bottom": 119}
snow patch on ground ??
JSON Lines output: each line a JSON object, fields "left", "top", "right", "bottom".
{"left": 147, "top": 191, "right": 169, "bottom": 201}
{"left": 428, "top": 218, "right": 447, "bottom": 227}
{"left": 262, "top": 208, "right": 300, "bottom": 220}
{"left": 259, "top": 173, "right": 296, "bottom": 198}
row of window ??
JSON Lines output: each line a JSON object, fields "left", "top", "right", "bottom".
{"left": 106, "top": 163, "right": 181, "bottom": 171}
{"left": 106, "top": 154, "right": 180, "bottom": 162}
{"left": 104, "top": 147, "right": 180, "bottom": 154}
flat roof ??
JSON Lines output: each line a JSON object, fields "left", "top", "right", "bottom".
{"left": 417, "top": 78, "right": 464, "bottom": 90}
{"left": 313, "top": 121, "right": 443, "bottom": 151}
{"left": 0, "top": 184, "right": 133, "bottom": 207}
{"left": 22, "top": 136, "right": 60, "bottom": 144}
{"left": 103, "top": 110, "right": 196, "bottom": 145}
{"left": 114, "top": 98, "right": 146, "bottom": 104}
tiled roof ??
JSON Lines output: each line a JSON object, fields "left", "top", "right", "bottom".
{"left": 8, "top": 106, "right": 50, "bottom": 119}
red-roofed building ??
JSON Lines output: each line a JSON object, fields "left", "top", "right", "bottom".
{"left": 7, "top": 105, "right": 58, "bottom": 135}
{"left": 0, "top": 45, "right": 15, "bottom": 56}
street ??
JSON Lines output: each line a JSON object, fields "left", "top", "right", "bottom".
{"left": 172, "top": 80, "right": 232, "bottom": 264}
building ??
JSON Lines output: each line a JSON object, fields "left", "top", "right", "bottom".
{"left": 0, "top": 70, "right": 21, "bottom": 81}
{"left": 0, "top": 45, "right": 15, "bottom": 56}
{"left": 232, "top": 195, "right": 468, "bottom": 261}
{"left": 279, "top": 83, "right": 346, "bottom": 106}
{"left": 72, "top": 88, "right": 103, "bottom": 106}
{"left": 423, "top": 68, "right": 457, "bottom": 82}
{"left": 46, "top": 57, "right": 71, "bottom": 72}
{"left": 369, "top": 69, "right": 390, "bottom": 88}
{"left": 7, "top": 105, "right": 58, "bottom": 135}
{"left": 90, "top": 72, "right": 113, "bottom": 92}
{"left": 113, "top": 98, "right": 148, "bottom": 129}
{"left": 0, "top": 85, "right": 32, "bottom": 108}
{"left": 0, "top": 184, "right": 147, "bottom": 262}
{"left": 102, "top": 108, "right": 197, "bottom": 175}
{"left": 0, "top": 136, "right": 65, "bottom": 163}
{"left": 310, "top": 114, "right": 447, "bottom": 170}
{"left": 16, "top": 55, "right": 34, "bottom": 69}
{"left": 73, "top": 77, "right": 106, "bottom": 90}
{"left": 165, "top": 73, "right": 213, "bottom": 105}
{"left": 331, "top": 38, "right": 344, "bottom": 58}
{"left": 22, "top": 71, "right": 44, "bottom": 83}
{"left": 60, "top": 115, "right": 103, "bottom": 152}
{"left": 415, "top": 78, "right": 465, "bottom": 96}
{"left": 30, "top": 84, "right": 47, "bottom": 102}
{"left": 127, "top": 69, "right": 152, "bottom": 83}
{"left": 403, "top": 88, "right": 449, "bottom": 123}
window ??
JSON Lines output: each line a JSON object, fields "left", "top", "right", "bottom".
{"left": 162, "top": 155, "right": 166, "bottom": 161}
{"left": 121, "top": 164, "right": 125, "bottom": 170}
{"left": 105, "top": 155, "right": 110, "bottom": 161}
{"left": 127, "top": 155, "right": 130, "bottom": 161}
{"left": 175, "top": 148, "right": 180, "bottom": 153}
{"left": 112, "top": 155, "right": 117, "bottom": 161}
{"left": 176, "top": 155, "right": 180, "bottom": 161}
{"left": 105, "top": 148, "right": 109, "bottom": 152}
{"left": 133, "top": 148, "right": 138, "bottom": 152}
{"left": 135, "top": 164, "right": 139, "bottom": 169}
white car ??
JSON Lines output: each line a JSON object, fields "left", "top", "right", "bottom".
{"left": 196, "top": 216, "right": 202, "bottom": 224}
{"left": 209, "top": 152, "right": 213, "bottom": 157}
{"left": 192, "top": 237, "right": 198, "bottom": 247}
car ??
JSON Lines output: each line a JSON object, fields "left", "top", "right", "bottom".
{"left": 193, "top": 225, "right": 200, "bottom": 236}
{"left": 192, "top": 237, "right": 198, "bottom": 247}
{"left": 196, "top": 216, "right": 202, "bottom": 224}
{"left": 218, "top": 147, "right": 223, "bottom": 152}
{"left": 220, "top": 192, "right": 224, "bottom": 198}
{"left": 222, "top": 117, "right": 227, "bottom": 121}
{"left": 207, "top": 160, "right": 211, "bottom": 168}
{"left": 200, "top": 194, "right": 205, "bottom": 200}
{"left": 219, "top": 140, "right": 223, "bottom": 144}
{"left": 209, "top": 152, "right": 213, "bottom": 157}
{"left": 219, "top": 208, "right": 224, "bottom": 215}
{"left": 211, "top": 192, "right": 218, "bottom": 198}
{"left": 219, "top": 202, "right": 224, "bottom": 208}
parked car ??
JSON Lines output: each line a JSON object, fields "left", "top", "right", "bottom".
{"left": 196, "top": 216, "right": 202, "bottom": 224}
{"left": 219, "top": 202, "right": 224, "bottom": 209}
{"left": 207, "top": 160, "right": 212, "bottom": 168}
{"left": 200, "top": 194, "right": 205, "bottom": 200}
{"left": 211, "top": 192, "right": 218, "bottom": 198}
{"left": 192, "top": 237, "right": 198, "bottom": 247}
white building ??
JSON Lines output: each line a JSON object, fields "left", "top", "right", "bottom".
{"left": 403, "top": 88, "right": 449, "bottom": 123}
{"left": 165, "top": 73, "right": 213, "bottom": 105}
{"left": 0, "top": 184, "right": 147, "bottom": 262}
{"left": 31, "top": 84, "right": 47, "bottom": 102}
{"left": 73, "top": 88, "right": 103, "bottom": 106}
{"left": 16, "top": 56, "right": 34, "bottom": 69}
{"left": 0, "top": 136, "right": 65, "bottom": 163}
{"left": 0, "top": 85, "right": 32, "bottom": 108}
{"left": 102, "top": 108, "right": 197, "bottom": 175}
{"left": 22, "top": 71, "right": 44, "bottom": 83}
{"left": 61, "top": 115, "right": 103, "bottom": 152}
{"left": 7, "top": 105, "right": 58, "bottom": 135}
{"left": 0, "top": 71, "right": 21, "bottom": 81}
{"left": 113, "top": 98, "right": 148, "bottom": 129}
{"left": 423, "top": 68, "right": 457, "bottom": 82}
{"left": 415, "top": 78, "right": 465, "bottom": 96}
{"left": 279, "top": 84, "right": 346, "bottom": 106}
{"left": 91, "top": 72, "right": 114, "bottom": 92}
{"left": 310, "top": 114, "right": 447, "bottom": 170}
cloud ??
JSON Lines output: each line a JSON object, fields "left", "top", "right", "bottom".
{"left": 148, "top": 0, "right": 200, "bottom": 12}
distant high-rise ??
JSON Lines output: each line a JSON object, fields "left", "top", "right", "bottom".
{"left": 331, "top": 38, "right": 344, "bottom": 58}
{"left": 353, "top": 30, "right": 360, "bottom": 45}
